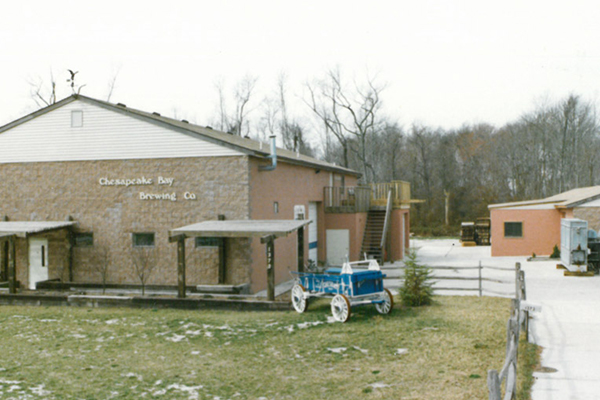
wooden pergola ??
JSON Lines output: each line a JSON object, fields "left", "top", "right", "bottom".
{"left": 0, "top": 221, "right": 77, "bottom": 293}
{"left": 169, "top": 219, "right": 311, "bottom": 300}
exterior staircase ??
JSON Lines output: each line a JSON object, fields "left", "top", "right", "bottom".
{"left": 360, "top": 209, "right": 386, "bottom": 264}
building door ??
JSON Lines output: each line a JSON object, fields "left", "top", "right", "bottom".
{"left": 29, "top": 238, "right": 49, "bottom": 289}
{"left": 308, "top": 202, "right": 318, "bottom": 264}
{"left": 326, "top": 229, "right": 349, "bottom": 266}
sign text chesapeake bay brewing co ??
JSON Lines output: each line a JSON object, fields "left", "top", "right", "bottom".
{"left": 98, "top": 176, "right": 197, "bottom": 201}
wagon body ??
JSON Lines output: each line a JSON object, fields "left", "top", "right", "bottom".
{"left": 291, "top": 260, "right": 393, "bottom": 322}
{"left": 297, "top": 268, "right": 385, "bottom": 297}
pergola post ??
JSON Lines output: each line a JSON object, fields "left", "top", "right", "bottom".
{"left": 218, "top": 214, "right": 226, "bottom": 284}
{"left": 261, "top": 234, "right": 276, "bottom": 301}
{"left": 67, "top": 225, "right": 75, "bottom": 282}
{"left": 1, "top": 240, "right": 8, "bottom": 282}
{"left": 8, "top": 236, "right": 16, "bottom": 294}
{"left": 177, "top": 236, "right": 186, "bottom": 298}
{"left": 297, "top": 227, "right": 305, "bottom": 273}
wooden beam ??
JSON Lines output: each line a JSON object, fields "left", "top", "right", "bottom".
{"left": 168, "top": 233, "right": 187, "bottom": 243}
{"left": 8, "top": 235, "right": 16, "bottom": 294}
{"left": 67, "top": 225, "right": 74, "bottom": 282}
{"left": 177, "top": 236, "right": 186, "bottom": 298}
{"left": 1, "top": 239, "right": 7, "bottom": 282}
{"left": 218, "top": 214, "right": 226, "bottom": 284}
{"left": 262, "top": 235, "right": 276, "bottom": 301}
{"left": 297, "top": 226, "right": 304, "bottom": 273}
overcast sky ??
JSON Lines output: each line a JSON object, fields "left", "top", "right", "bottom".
{"left": 2, "top": 0, "right": 600, "bottom": 137}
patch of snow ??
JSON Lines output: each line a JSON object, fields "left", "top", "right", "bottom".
{"left": 353, "top": 346, "right": 369, "bottom": 354}
{"left": 105, "top": 319, "right": 120, "bottom": 325}
{"left": 122, "top": 372, "right": 143, "bottom": 381}
{"left": 0, "top": 379, "right": 21, "bottom": 385}
{"left": 71, "top": 334, "right": 87, "bottom": 339}
{"left": 204, "top": 332, "right": 213, "bottom": 338}
{"left": 395, "top": 348, "right": 408, "bottom": 356}
{"left": 369, "top": 382, "right": 392, "bottom": 388}
{"left": 166, "top": 334, "right": 186, "bottom": 343}
{"left": 191, "top": 351, "right": 200, "bottom": 355}
{"left": 30, "top": 384, "right": 51, "bottom": 396}
{"left": 327, "top": 347, "right": 347, "bottom": 354}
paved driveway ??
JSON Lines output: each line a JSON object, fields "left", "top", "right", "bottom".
{"left": 408, "top": 239, "right": 600, "bottom": 400}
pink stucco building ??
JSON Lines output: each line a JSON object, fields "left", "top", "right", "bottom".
{"left": 489, "top": 186, "right": 600, "bottom": 257}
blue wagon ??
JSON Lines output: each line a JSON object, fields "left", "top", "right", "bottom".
{"left": 291, "top": 260, "right": 393, "bottom": 322}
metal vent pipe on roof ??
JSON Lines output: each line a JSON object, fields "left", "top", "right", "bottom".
{"left": 260, "top": 135, "right": 277, "bottom": 171}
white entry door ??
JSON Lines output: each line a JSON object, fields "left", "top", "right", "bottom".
{"left": 29, "top": 238, "right": 49, "bottom": 289}
{"left": 326, "top": 229, "right": 350, "bottom": 266}
{"left": 308, "top": 202, "right": 318, "bottom": 263}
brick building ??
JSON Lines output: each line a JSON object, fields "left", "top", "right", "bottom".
{"left": 0, "top": 95, "right": 411, "bottom": 294}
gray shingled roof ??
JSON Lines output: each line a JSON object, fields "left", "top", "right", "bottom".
{"left": 489, "top": 185, "right": 600, "bottom": 209}
{"left": 0, "top": 95, "right": 360, "bottom": 177}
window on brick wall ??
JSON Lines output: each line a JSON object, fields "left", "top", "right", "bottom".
{"left": 74, "top": 232, "right": 94, "bottom": 247}
{"left": 133, "top": 232, "right": 155, "bottom": 247}
{"left": 195, "top": 237, "right": 221, "bottom": 248}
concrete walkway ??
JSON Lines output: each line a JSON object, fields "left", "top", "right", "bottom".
{"left": 410, "top": 239, "right": 600, "bottom": 400}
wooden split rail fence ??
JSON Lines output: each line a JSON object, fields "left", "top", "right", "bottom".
{"left": 487, "top": 263, "right": 528, "bottom": 400}
{"left": 388, "top": 261, "right": 529, "bottom": 399}
{"left": 390, "top": 262, "right": 518, "bottom": 298}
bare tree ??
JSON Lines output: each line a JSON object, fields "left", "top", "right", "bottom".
{"left": 105, "top": 66, "right": 121, "bottom": 102}
{"left": 89, "top": 245, "right": 112, "bottom": 294}
{"left": 305, "top": 68, "right": 386, "bottom": 182}
{"left": 212, "top": 75, "right": 258, "bottom": 136}
{"left": 131, "top": 247, "right": 159, "bottom": 296}
{"left": 28, "top": 71, "right": 57, "bottom": 107}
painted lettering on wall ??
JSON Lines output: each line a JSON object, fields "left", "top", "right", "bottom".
{"left": 99, "top": 176, "right": 196, "bottom": 201}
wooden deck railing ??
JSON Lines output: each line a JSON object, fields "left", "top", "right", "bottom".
{"left": 324, "top": 186, "right": 371, "bottom": 213}
{"left": 370, "top": 181, "right": 411, "bottom": 207}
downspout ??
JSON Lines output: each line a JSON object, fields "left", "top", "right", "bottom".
{"left": 259, "top": 135, "right": 277, "bottom": 171}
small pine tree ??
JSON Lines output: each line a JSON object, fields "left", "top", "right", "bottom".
{"left": 550, "top": 245, "right": 560, "bottom": 259}
{"left": 400, "top": 249, "right": 434, "bottom": 306}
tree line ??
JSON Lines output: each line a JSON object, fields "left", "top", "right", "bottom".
{"left": 29, "top": 69, "right": 600, "bottom": 232}
{"left": 212, "top": 71, "right": 600, "bottom": 232}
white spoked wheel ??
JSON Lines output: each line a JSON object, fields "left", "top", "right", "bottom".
{"left": 291, "top": 284, "right": 308, "bottom": 313}
{"left": 331, "top": 294, "right": 351, "bottom": 323}
{"left": 375, "top": 288, "right": 394, "bottom": 315}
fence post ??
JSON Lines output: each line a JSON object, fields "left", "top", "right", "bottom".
{"left": 478, "top": 261, "right": 483, "bottom": 297}
{"left": 518, "top": 270, "right": 528, "bottom": 339}
{"left": 487, "top": 370, "right": 501, "bottom": 400}
{"left": 515, "top": 262, "right": 521, "bottom": 300}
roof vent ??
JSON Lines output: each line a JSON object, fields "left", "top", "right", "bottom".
{"left": 152, "top": 112, "right": 161, "bottom": 116}
{"left": 117, "top": 103, "right": 126, "bottom": 107}
{"left": 206, "top": 126, "right": 213, "bottom": 130}
{"left": 181, "top": 119, "right": 189, "bottom": 123}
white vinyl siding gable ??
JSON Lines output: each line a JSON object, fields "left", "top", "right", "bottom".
{"left": 0, "top": 100, "right": 243, "bottom": 163}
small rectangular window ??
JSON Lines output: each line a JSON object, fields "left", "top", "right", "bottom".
{"left": 274, "top": 201, "right": 279, "bottom": 214}
{"left": 504, "top": 222, "right": 523, "bottom": 238}
{"left": 71, "top": 110, "right": 83, "bottom": 127}
{"left": 195, "top": 237, "right": 222, "bottom": 248}
{"left": 133, "top": 232, "right": 155, "bottom": 247}
{"left": 74, "top": 232, "right": 94, "bottom": 247}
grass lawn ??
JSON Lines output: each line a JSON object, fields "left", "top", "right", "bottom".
{"left": 0, "top": 296, "right": 537, "bottom": 399}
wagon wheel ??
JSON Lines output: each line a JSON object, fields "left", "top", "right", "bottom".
{"left": 291, "top": 284, "right": 308, "bottom": 313}
{"left": 375, "top": 288, "right": 394, "bottom": 315}
{"left": 331, "top": 294, "right": 351, "bottom": 322}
